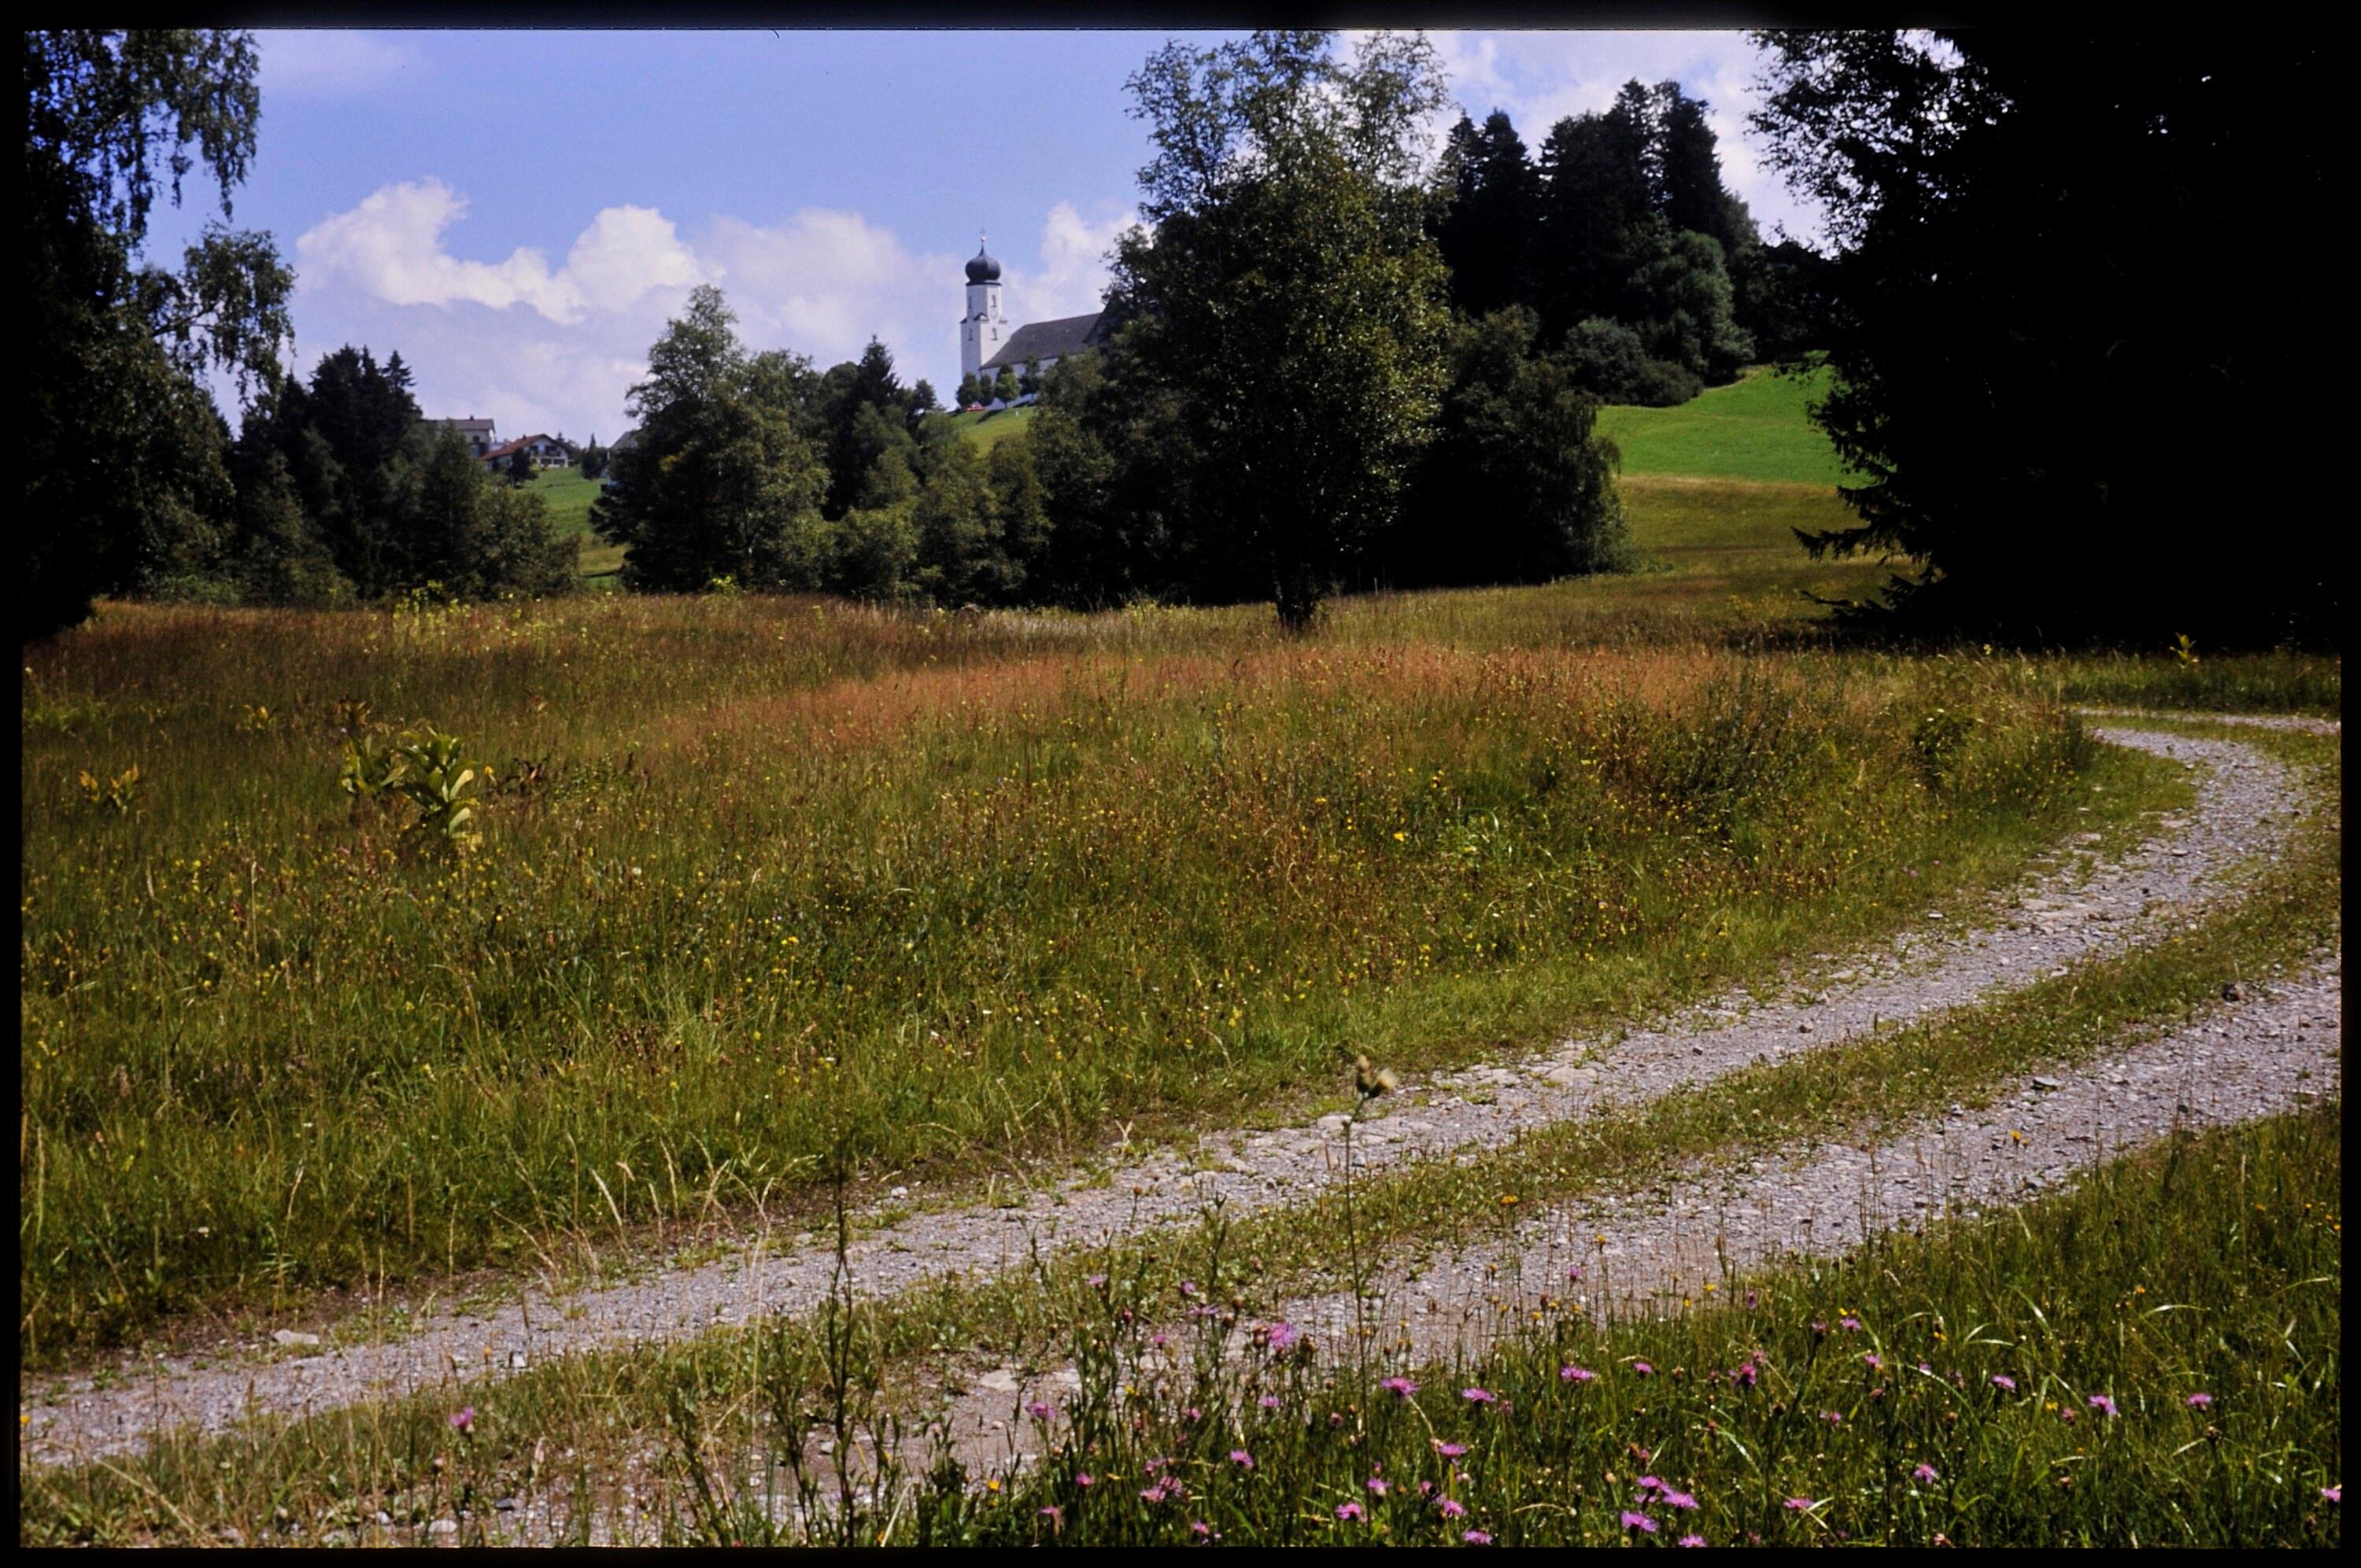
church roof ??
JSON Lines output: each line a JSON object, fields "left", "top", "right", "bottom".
{"left": 982, "top": 311, "right": 1107, "bottom": 372}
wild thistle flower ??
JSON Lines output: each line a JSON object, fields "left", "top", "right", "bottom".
{"left": 449, "top": 1406, "right": 475, "bottom": 1434}
{"left": 1622, "top": 1511, "right": 1659, "bottom": 1533}
{"left": 1912, "top": 1463, "right": 1939, "bottom": 1485}
{"left": 1463, "top": 1529, "right": 1493, "bottom": 1544}
{"left": 1380, "top": 1376, "right": 1420, "bottom": 1400}
{"left": 1026, "top": 1401, "right": 1053, "bottom": 1422}
{"left": 1990, "top": 1374, "right": 2017, "bottom": 1393}
{"left": 2185, "top": 1392, "right": 2213, "bottom": 1408}
{"left": 1561, "top": 1365, "right": 1596, "bottom": 1384}
{"left": 1335, "top": 1502, "right": 1365, "bottom": 1522}
{"left": 1438, "top": 1497, "right": 1466, "bottom": 1518}
{"left": 1229, "top": 1450, "right": 1254, "bottom": 1470}
{"left": 1462, "top": 1386, "right": 1498, "bottom": 1404}
{"left": 1679, "top": 1535, "right": 1706, "bottom": 1548}
{"left": 1784, "top": 1497, "right": 1816, "bottom": 1511}
{"left": 2087, "top": 1393, "right": 2119, "bottom": 1418}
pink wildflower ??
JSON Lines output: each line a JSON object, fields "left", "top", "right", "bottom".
{"left": 1463, "top": 1386, "right": 1498, "bottom": 1404}
{"left": 2185, "top": 1393, "right": 2214, "bottom": 1409}
{"left": 1622, "top": 1511, "right": 1659, "bottom": 1533}
{"left": 1463, "top": 1529, "right": 1493, "bottom": 1544}
{"left": 1631, "top": 1360, "right": 1655, "bottom": 1376}
{"left": 1439, "top": 1497, "right": 1467, "bottom": 1518}
{"left": 1562, "top": 1364, "right": 1596, "bottom": 1383}
{"left": 1229, "top": 1449, "right": 1254, "bottom": 1470}
{"left": 1336, "top": 1502, "right": 1365, "bottom": 1522}
{"left": 1380, "top": 1376, "right": 1420, "bottom": 1400}
{"left": 2087, "top": 1393, "right": 2118, "bottom": 1418}
{"left": 1784, "top": 1497, "right": 1816, "bottom": 1511}
{"left": 1434, "top": 1441, "right": 1469, "bottom": 1459}
{"left": 1912, "top": 1463, "right": 1939, "bottom": 1485}
{"left": 1990, "top": 1374, "right": 2017, "bottom": 1392}
{"left": 1027, "top": 1401, "right": 1053, "bottom": 1422}
{"left": 1679, "top": 1535, "right": 1706, "bottom": 1548}
{"left": 448, "top": 1407, "right": 475, "bottom": 1434}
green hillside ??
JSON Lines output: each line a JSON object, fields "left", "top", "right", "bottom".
{"left": 1598, "top": 363, "right": 1854, "bottom": 487}
{"left": 527, "top": 465, "right": 604, "bottom": 535}
{"left": 940, "top": 404, "right": 1040, "bottom": 452}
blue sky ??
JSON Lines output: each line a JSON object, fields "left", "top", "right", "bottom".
{"left": 149, "top": 29, "right": 1823, "bottom": 445}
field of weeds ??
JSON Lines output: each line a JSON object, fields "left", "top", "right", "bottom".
{"left": 24, "top": 580, "right": 2127, "bottom": 1363}
{"left": 875, "top": 1105, "right": 2344, "bottom": 1548}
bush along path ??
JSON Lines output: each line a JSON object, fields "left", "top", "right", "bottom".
{"left": 14, "top": 721, "right": 2330, "bottom": 1469}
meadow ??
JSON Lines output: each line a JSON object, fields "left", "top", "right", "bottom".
{"left": 20, "top": 594, "right": 2119, "bottom": 1363}
{"left": 18, "top": 367, "right": 2340, "bottom": 1546}
{"left": 1597, "top": 363, "right": 1855, "bottom": 487}
{"left": 900, "top": 1105, "right": 2344, "bottom": 1548}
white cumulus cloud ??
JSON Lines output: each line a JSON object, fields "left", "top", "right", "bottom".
{"left": 285, "top": 187, "right": 1140, "bottom": 437}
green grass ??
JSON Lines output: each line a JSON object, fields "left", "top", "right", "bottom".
{"left": 526, "top": 466, "right": 604, "bottom": 537}
{"left": 1598, "top": 363, "right": 1854, "bottom": 487}
{"left": 937, "top": 404, "right": 1040, "bottom": 452}
{"left": 2054, "top": 650, "right": 2342, "bottom": 718}
{"left": 22, "top": 577, "right": 2123, "bottom": 1367}
{"left": 16, "top": 718, "right": 2337, "bottom": 1545}
{"left": 928, "top": 1104, "right": 2341, "bottom": 1547}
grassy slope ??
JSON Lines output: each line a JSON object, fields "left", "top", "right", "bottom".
{"left": 528, "top": 467, "right": 604, "bottom": 537}
{"left": 940, "top": 404, "right": 1040, "bottom": 452}
{"left": 1598, "top": 363, "right": 1853, "bottom": 487}
{"left": 525, "top": 467, "right": 624, "bottom": 585}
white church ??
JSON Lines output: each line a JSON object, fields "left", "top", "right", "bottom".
{"left": 960, "top": 237, "right": 1107, "bottom": 402}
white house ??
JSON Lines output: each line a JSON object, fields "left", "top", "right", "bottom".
{"left": 429, "top": 416, "right": 498, "bottom": 458}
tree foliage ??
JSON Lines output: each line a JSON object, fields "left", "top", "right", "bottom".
{"left": 1388, "top": 308, "right": 1628, "bottom": 587}
{"left": 1753, "top": 31, "right": 2334, "bottom": 644}
{"left": 1117, "top": 29, "right": 1453, "bottom": 629}
{"left": 24, "top": 28, "right": 293, "bottom": 640}
{"left": 594, "top": 286, "right": 829, "bottom": 592}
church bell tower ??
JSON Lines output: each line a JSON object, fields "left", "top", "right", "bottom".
{"left": 960, "top": 236, "right": 1004, "bottom": 382}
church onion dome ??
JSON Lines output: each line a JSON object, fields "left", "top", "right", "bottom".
{"left": 966, "top": 242, "right": 1001, "bottom": 283}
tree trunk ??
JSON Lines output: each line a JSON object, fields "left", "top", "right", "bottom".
{"left": 1272, "top": 559, "right": 1321, "bottom": 636}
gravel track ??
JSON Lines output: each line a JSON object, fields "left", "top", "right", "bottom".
{"left": 17, "top": 721, "right": 2330, "bottom": 1468}
{"left": 933, "top": 957, "right": 2341, "bottom": 1480}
